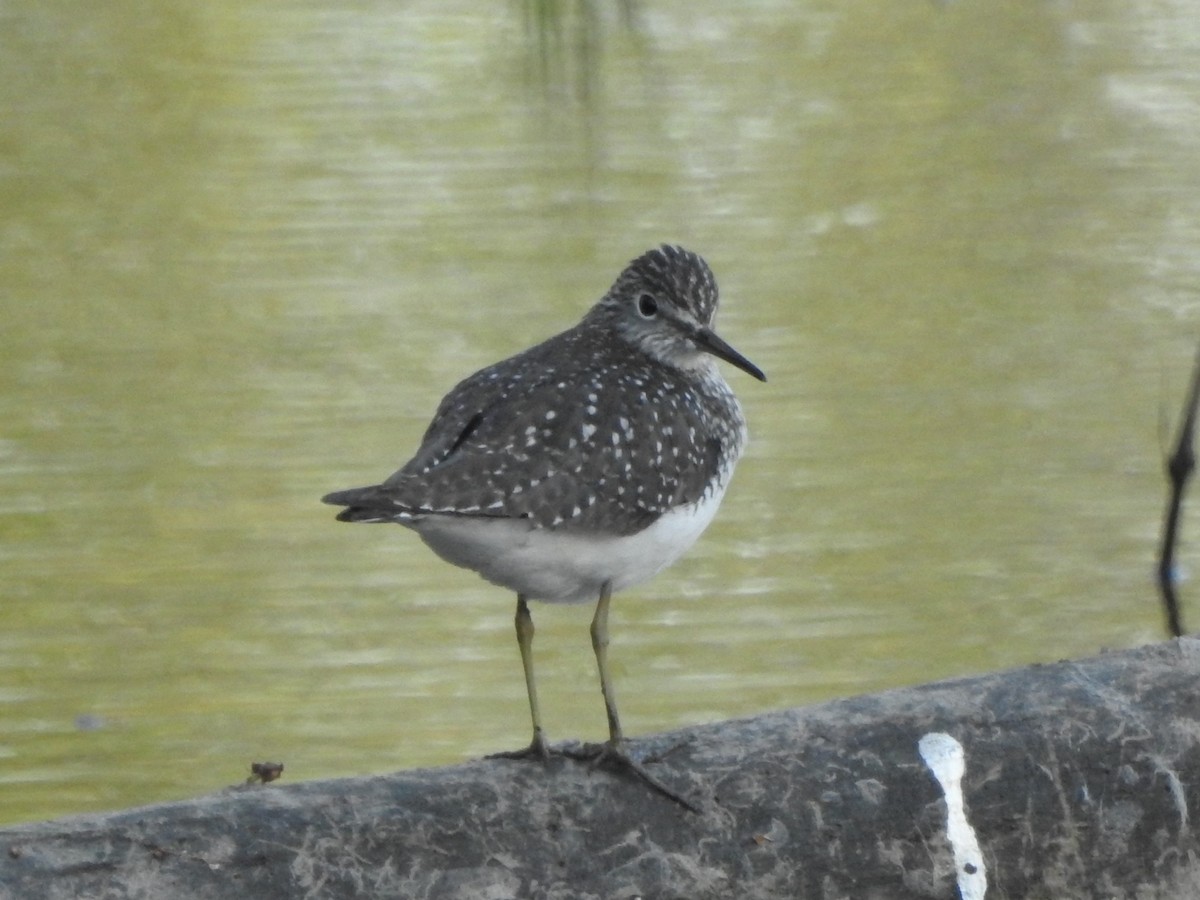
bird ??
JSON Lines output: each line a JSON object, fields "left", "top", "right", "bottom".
{"left": 321, "top": 244, "right": 765, "bottom": 806}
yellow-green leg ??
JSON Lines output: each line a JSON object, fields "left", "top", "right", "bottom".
{"left": 489, "top": 594, "right": 549, "bottom": 759}
{"left": 590, "top": 580, "right": 623, "bottom": 746}
{"left": 571, "top": 579, "right": 697, "bottom": 812}
{"left": 516, "top": 595, "right": 548, "bottom": 755}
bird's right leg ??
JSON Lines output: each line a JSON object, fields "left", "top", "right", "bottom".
{"left": 488, "top": 594, "right": 550, "bottom": 759}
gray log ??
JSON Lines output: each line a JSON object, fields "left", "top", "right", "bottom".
{"left": 3, "top": 639, "right": 1199, "bottom": 899}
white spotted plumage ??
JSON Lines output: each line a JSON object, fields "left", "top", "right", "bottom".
{"left": 323, "top": 244, "right": 765, "bottom": 602}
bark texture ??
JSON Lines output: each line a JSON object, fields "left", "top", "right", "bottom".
{"left": 2, "top": 639, "right": 1198, "bottom": 899}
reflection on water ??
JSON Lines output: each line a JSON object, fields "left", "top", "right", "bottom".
{"left": 1, "top": 0, "right": 1197, "bottom": 824}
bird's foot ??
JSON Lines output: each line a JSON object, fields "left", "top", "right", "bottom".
{"left": 559, "top": 740, "right": 700, "bottom": 814}
{"left": 487, "top": 729, "right": 551, "bottom": 761}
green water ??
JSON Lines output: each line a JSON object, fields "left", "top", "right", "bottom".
{"left": 1, "top": 0, "right": 1196, "bottom": 824}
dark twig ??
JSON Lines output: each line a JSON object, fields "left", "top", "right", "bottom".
{"left": 1157, "top": 341, "right": 1200, "bottom": 637}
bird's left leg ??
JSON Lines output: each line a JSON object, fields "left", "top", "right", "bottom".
{"left": 561, "top": 581, "right": 698, "bottom": 812}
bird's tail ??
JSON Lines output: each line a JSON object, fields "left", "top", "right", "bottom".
{"left": 321, "top": 485, "right": 397, "bottom": 523}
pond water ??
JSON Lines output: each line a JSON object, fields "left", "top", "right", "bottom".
{"left": 2, "top": 0, "right": 1198, "bottom": 824}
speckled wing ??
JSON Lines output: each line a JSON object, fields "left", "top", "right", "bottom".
{"left": 323, "top": 327, "right": 741, "bottom": 536}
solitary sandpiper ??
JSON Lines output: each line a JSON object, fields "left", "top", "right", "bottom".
{"left": 322, "top": 244, "right": 765, "bottom": 807}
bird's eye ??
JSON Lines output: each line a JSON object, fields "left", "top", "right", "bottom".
{"left": 637, "top": 293, "right": 658, "bottom": 318}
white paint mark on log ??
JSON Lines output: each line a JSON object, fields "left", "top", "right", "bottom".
{"left": 1158, "top": 764, "right": 1191, "bottom": 834}
{"left": 918, "top": 732, "right": 988, "bottom": 900}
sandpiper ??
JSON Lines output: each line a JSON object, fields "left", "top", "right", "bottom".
{"left": 322, "top": 244, "right": 765, "bottom": 807}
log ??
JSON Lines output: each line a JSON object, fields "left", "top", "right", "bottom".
{"left": 2, "top": 639, "right": 1199, "bottom": 900}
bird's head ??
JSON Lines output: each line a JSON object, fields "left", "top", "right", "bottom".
{"left": 588, "top": 244, "right": 766, "bottom": 382}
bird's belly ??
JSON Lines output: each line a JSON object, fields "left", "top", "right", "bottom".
{"left": 411, "top": 485, "right": 729, "bottom": 604}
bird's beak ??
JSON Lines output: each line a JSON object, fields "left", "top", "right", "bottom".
{"left": 693, "top": 327, "right": 767, "bottom": 382}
